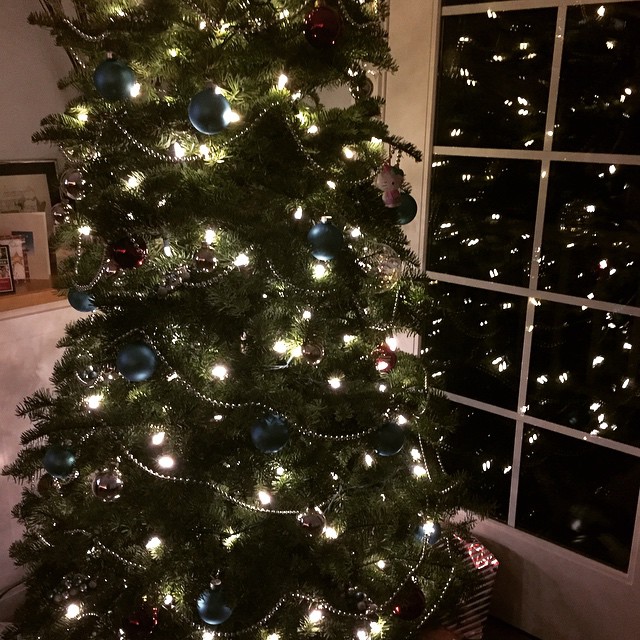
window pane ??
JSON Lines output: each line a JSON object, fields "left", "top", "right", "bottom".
{"left": 440, "top": 402, "right": 515, "bottom": 523}
{"left": 527, "top": 301, "right": 640, "bottom": 447}
{"left": 428, "top": 155, "right": 540, "bottom": 286}
{"left": 423, "top": 282, "right": 526, "bottom": 410}
{"left": 435, "top": 9, "right": 556, "bottom": 149}
{"left": 554, "top": 3, "right": 640, "bottom": 154}
{"left": 516, "top": 428, "right": 640, "bottom": 571}
{"left": 539, "top": 162, "right": 640, "bottom": 305}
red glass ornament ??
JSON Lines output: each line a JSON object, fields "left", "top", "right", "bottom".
{"left": 304, "top": 3, "right": 342, "bottom": 49}
{"left": 390, "top": 581, "right": 426, "bottom": 620}
{"left": 372, "top": 343, "right": 398, "bottom": 373}
{"left": 121, "top": 603, "right": 158, "bottom": 639}
{"left": 108, "top": 237, "right": 147, "bottom": 269}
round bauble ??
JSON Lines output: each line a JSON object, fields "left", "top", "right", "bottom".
{"left": 390, "top": 581, "right": 425, "bottom": 620}
{"left": 67, "top": 288, "right": 96, "bottom": 312}
{"left": 51, "top": 202, "right": 73, "bottom": 224}
{"left": 43, "top": 445, "right": 76, "bottom": 479}
{"left": 116, "top": 343, "right": 157, "bottom": 382}
{"left": 349, "top": 73, "right": 374, "bottom": 101}
{"left": 108, "top": 237, "right": 147, "bottom": 269}
{"left": 193, "top": 243, "right": 216, "bottom": 271}
{"left": 396, "top": 192, "right": 418, "bottom": 225}
{"left": 298, "top": 510, "right": 327, "bottom": 536}
{"left": 121, "top": 602, "right": 159, "bottom": 639}
{"left": 76, "top": 364, "right": 100, "bottom": 387}
{"left": 60, "top": 168, "right": 85, "bottom": 201}
{"left": 250, "top": 413, "right": 289, "bottom": 453}
{"left": 91, "top": 468, "right": 124, "bottom": 502}
{"left": 308, "top": 221, "right": 343, "bottom": 261}
{"left": 93, "top": 58, "right": 135, "bottom": 101}
{"left": 369, "top": 243, "right": 403, "bottom": 289}
{"left": 197, "top": 588, "right": 232, "bottom": 626}
{"left": 304, "top": 3, "right": 342, "bottom": 49}
{"left": 372, "top": 343, "right": 398, "bottom": 374}
{"left": 188, "top": 87, "right": 233, "bottom": 135}
{"left": 301, "top": 341, "right": 324, "bottom": 365}
{"left": 373, "top": 422, "right": 405, "bottom": 457}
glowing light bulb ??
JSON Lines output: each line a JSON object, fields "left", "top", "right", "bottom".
{"left": 396, "top": 415, "right": 408, "bottom": 425}
{"left": 312, "top": 263, "right": 327, "bottom": 279}
{"left": 277, "top": 74, "right": 288, "bottom": 90}
{"left": 276, "top": 466, "right": 285, "bottom": 476}
{"left": 343, "top": 334, "right": 356, "bottom": 344}
{"left": 370, "top": 621, "right": 382, "bottom": 634}
{"left": 364, "top": 454, "right": 374, "bottom": 467}
{"left": 273, "top": 340, "right": 288, "bottom": 354}
{"left": 204, "top": 228, "right": 216, "bottom": 244}
{"left": 324, "top": 526, "right": 338, "bottom": 539}
{"left": 291, "top": 345, "right": 302, "bottom": 358}
{"left": 78, "top": 225, "right": 92, "bottom": 236}
{"left": 385, "top": 337, "right": 398, "bottom": 351}
{"left": 267, "top": 635, "right": 281, "bottom": 640}
{"left": 211, "top": 365, "right": 228, "bottom": 380}
{"left": 378, "top": 384, "right": 387, "bottom": 392}
{"left": 77, "top": 111, "right": 89, "bottom": 123}
{"left": 258, "top": 490, "right": 271, "bottom": 505}
{"left": 168, "top": 48, "right": 179, "bottom": 57}
{"left": 597, "top": 5, "right": 605, "bottom": 17}
{"left": 343, "top": 147, "right": 355, "bottom": 159}
{"left": 302, "top": 309, "right": 312, "bottom": 320}
{"left": 328, "top": 377, "right": 342, "bottom": 389}
{"left": 376, "top": 560, "right": 386, "bottom": 569}
{"left": 146, "top": 536, "right": 162, "bottom": 550}
{"left": 419, "top": 520, "right": 436, "bottom": 538}
{"left": 308, "top": 609, "right": 323, "bottom": 624}
{"left": 203, "top": 632, "right": 214, "bottom": 640}
{"left": 370, "top": 137, "right": 382, "bottom": 144}
{"left": 65, "top": 603, "right": 81, "bottom": 619}
{"left": 126, "top": 175, "right": 140, "bottom": 189}
{"left": 199, "top": 144, "right": 211, "bottom": 159}
{"left": 227, "top": 111, "right": 241, "bottom": 123}
{"left": 413, "top": 465, "right": 427, "bottom": 478}
{"left": 164, "top": 594, "right": 174, "bottom": 605}
{"left": 294, "top": 206, "right": 303, "bottom": 220}
{"left": 307, "top": 124, "right": 319, "bottom": 134}
{"left": 151, "top": 431, "right": 165, "bottom": 446}
{"left": 130, "top": 82, "right": 141, "bottom": 98}
{"left": 326, "top": 180, "right": 336, "bottom": 189}
{"left": 350, "top": 227, "right": 362, "bottom": 238}
{"left": 234, "top": 253, "right": 250, "bottom": 267}
{"left": 199, "top": 20, "right": 207, "bottom": 30}
{"left": 173, "top": 142, "right": 185, "bottom": 158}
{"left": 356, "top": 630, "right": 369, "bottom": 640}
{"left": 410, "top": 448, "right": 421, "bottom": 461}
{"left": 85, "top": 394, "right": 102, "bottom": 410}
{"left": 157, "top": 455, "right": 174, "bottom": 469}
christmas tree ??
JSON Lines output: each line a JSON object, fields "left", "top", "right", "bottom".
{"left": 3, "top": 2, "right": 482, "bottom": 639}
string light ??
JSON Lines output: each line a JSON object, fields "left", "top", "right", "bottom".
{"left": 157, "top": 455, "right": 175, "bottom": 469}
{"left": 328, "top": 377, "right": 342, "bottom": 389}
{"left": 204, "top": 228, "right": 216, "bottom": 244}
{"left": 323, "top": 526, "right": 338, "bottom": 539}
{"left": 78, "top": 225, "right": 92, "bottom": 236}
{"left": 85, "top": 394, "right": 102, "bottom": 410}
{"left": 277, "top": 73, "right": 288, "bottom": 90}
{"left": 308, "top": 608, "right": 323, "bottom": 624}
{"left": 151, "top": 431, "right": 165, "bottom": 446}
{"left": 267, "top": 634, "right": 281, "bottom": 640}
{"left": 211, "top": 364, "right": 229, "bottom": 380}
{"left": 163, "top": 595, "right": 174, "bottom": 605}
{"left": 312, "top": 263, "right": 327, "bottom": 279}
{"left": 302, "top": 309, "right": 312, "bottom": 320}
{"left": 376, "top": 560, "right": 386, "bottom": 569}
{"left": 130, "top": 82, "right": 141, "bottom": 97}
{"left": 413, "top": 465, "right": 427, "bottom": 478}
{"left": 65, "top": 603, "right": 81, "bottom": 619}
{"left": 294, "top": 206, "right": 303, "bottom": 220}
{"left": 173, "top": 142, "right": 186, "bottom": 158}
{"left": 258, "top": 490, "right": 272, "bottom": 505}
{"left": 145, "top": 536, "right": 162, "bottom": 550}
{"left": 273, "top": 340, "right": 288, "bottom": 354}
{"left": 364, "top": 454, "right": 374, "bottom": 467}
{"left": 307, "top": 124, "right": 319, "bottom": 134}
{"left": 234, "top": 253, "right": 250, "bottom": 267}
{"left": 77, "top": 111, "right": 89, "bottom": 123}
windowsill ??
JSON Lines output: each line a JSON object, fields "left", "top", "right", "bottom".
{"left": 0, "top": 279, "right": 60, "bottom": 312}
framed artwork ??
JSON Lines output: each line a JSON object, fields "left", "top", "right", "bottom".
{"left": 0, "top": 236, "right": 29, "bottom": 281}
{"left": 0, "top": 244, "right": 15, "bottom": 294}
{"left": 0, "top": 161, "right": 59, "bottom": 280}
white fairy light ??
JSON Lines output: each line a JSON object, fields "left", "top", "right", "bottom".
{"left": 350, "top": 227, "right": 362, "bottom": 238}
{"left": 370, "top": 621, "right": 383, "bottom": 635}
{"left": 273, "top": 340, "right": 288, "bottom": 354}
{"left": 308, "top": 609, "right": 323, "bottom": 624}
{"left": 267, "top": 634, "right": 281, "bottom": 640}
{"left": 413, "top": 465, "right": 427, "bottom": 478}
{"left": 343, "top": 147, "right": 355, "bottom": 159}
{"left": 234, "top": 253, "right": 250, "bottom": 267}
{"left": 77, "top": 111, "right": 89, "bottom": 123}
{"left": 204, "top": 228, "right": 216, "bottom": 244}
{"left": 312, "top": 263, "right": 327, "bottom": 279}
{"left": 385, "top": 337, "right": 398, "bottom": 351}
{"left": 157, "top": 455, "right": 174, "bottom": 469}
{"left": 370, "top": 137, "right": 382, "bottom": 144}
{"left": 364, "top": 454, "right": 374, "bottom": 467}
{"left": 85, "top": 394, "right": 102, "bottom": 410}
{"left": 328, "top": 377, "right": 342, "bottom": 389}
{"left": 343, "top": 334, "right": 356, "bottom": 344}
{"left": 126, "top": 175, "right": 140, "bottom": 189}
{"left": 419, "top": 520, "right": 436, "bottom": 538}
{"left": 168, "top": 48, "right": 179, "bottom": 57}
{"left": 324, "top": 526, "right": 338, "bottom": 539}
{"left": 130, "top": 82, "right": 141, "bottom": 98}
{"left": 276, "top": 466, "right": 285, "bottom": 476}
{"left": 326, "top": 180, "right": 337, "bottom": 189}
{"left": 302, "top": 309, "right": 312, "bottom": 320}
{"left": 378, "top": 384, "right": 387, "bottom": 392}
{"left": 173, "top": 142, "right": 185, "bottom": 158}
{"left": 277, "top": 73, "right": 289, "bottom": 90}
{"left": 151, "top": 431, "right": 165, "bottom": 446}
{"left": 356, "top": 630, "right": 369, "bottom": 640}
{"left": 258, "top": 490, "right": 272, "bottom": 505}
{"left": 65, "top": 603, "right": 81, "bottom": 619}
{"left": 202, "top": 633, "right": 214, "bottom": 640}
{"left": 376, "top": 560, "right": 386, "bottom": 569}
{"left": 410, "top": 448, "right": 421, "bottom": 461}
{"left": 199, "top": 144, "right": 211, "bottom": 159}
{"left": 145, "top": 536, "right": 162, "bottom": 550}
{"left": 294, "top": 206, "right": 303, "bottom": 220}
{"left": 396, "top": 415, "right": 408, "bottom": 425}
{"left": 78, "top": 225, "right": 92, "bottom": 236}
{"left": 291, "top": 345, "right": 302, "bottom": 358}
{"left": 163, "top": 594, "right": 174, "bottom": 605}
{"left": 307, "top": 124, "right": 319, "bottom": 134}
{"left": 211, "top": 365, "right": 229, "bottom": 380}
{"left": 227, "top": 111, "right": 241, "bottom": 123}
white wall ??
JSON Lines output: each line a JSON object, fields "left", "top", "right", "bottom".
{"left": 1, "top": 0, "right": 73, "bottom": 162}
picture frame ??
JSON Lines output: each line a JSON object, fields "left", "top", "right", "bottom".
{"left": 0, "top": 161, "right": 60, "bottom": 280}
{"left": 0, "top": 244, "right": 16, "bottom": 294}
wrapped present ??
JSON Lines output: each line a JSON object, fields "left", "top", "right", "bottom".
{"left": 443, "top": 536, "right": 499, "bottom": 639}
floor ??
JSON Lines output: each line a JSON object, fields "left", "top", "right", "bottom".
{"left": 484, "top": 617, "right": 539, "bottom": 640}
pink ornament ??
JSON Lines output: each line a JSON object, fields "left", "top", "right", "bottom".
{"left": 375, "top": 162, "right": 404, "bottom": 208}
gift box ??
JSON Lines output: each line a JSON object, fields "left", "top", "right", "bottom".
{"left": 443, "top": 536, "right": 500, "bottom": 639}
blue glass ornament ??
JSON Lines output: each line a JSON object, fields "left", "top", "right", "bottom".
{"left": 395, "top": 193, "right": 417, "bottom": 225}
{"left": 197, "top": 588, "right": 232, "bottom": 625}
{"left": 116, "top": 343, "right": 157, "bottom": 382}
{"left": 93, "top": 58, "right": 135, "bottom": 101}
{"left": 188, "top": 87, "right": 232, "bottom": 135}
{"left": 67, "top": 288, "right": 96, "bottom": 312}
{"left": 373, "top": 422, "right": 405, "bottom": 456}
{"left": 307, "top": 222, "right": 343, "bottom": 261}
{"left": 43, "top": 445, "right": 76, "bottom": 479}
{"left": 250, "top": 414, "right": 289, "bottom": 453}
